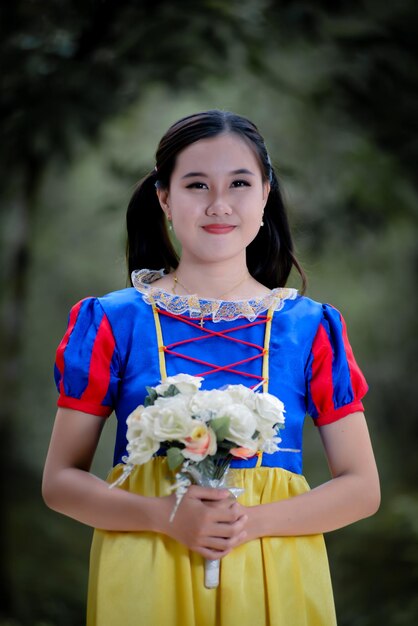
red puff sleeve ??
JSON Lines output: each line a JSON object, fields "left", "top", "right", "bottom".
{"left": 54, "top": 298, "right": 119, "bottom": 417}
{"left": 306, "top": 304, "right": 368, "bottom": 426}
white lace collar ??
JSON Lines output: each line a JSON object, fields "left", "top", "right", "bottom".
{"left": 132, "top": 269, "right": 297, "bottom": 322}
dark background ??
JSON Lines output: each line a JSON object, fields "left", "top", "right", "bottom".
{"left": 1, "top": 1, "right": 417, "bottom": 624}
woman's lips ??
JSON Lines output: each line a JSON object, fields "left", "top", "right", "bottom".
{"left": 202, "top": 224, "right": 236, "bottom": 234}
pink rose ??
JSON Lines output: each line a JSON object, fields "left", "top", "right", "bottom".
{"left": 182, "top": 425, "right": 217, "bottom": 461}
{"left": 230, "top": 447, "right": 257, "bottom": 459}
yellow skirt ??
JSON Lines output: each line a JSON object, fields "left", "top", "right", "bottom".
{"left": 87, "top": 459, "right": 336, "bottom": 626}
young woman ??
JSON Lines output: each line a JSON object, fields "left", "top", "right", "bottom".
{"left": 43, "top": 110, "right": 380, "bottom": 625}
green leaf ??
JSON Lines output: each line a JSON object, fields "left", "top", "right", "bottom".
{"left": 164, "top": 384, "right": 181, "bottom": 397}
{"left": 217, "top": 440, "right": 235, "bottom": 451}
{"left": 210, "top": 416, "right": 230, "bottom": 441}
{"left": 144, "top": 387, "right": 158, "bottom": 407}
{"left": 197, "top": 456, "right": 215, "bottom": 476}
{"left": 166, "top": 447, "right": 184, "bottom": 472}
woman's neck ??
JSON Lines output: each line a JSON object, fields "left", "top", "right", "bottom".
{"left": 172, "top": 260, "right": 269, "bottom": 300}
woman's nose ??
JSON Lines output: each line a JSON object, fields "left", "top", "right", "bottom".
{"left": 205, "top": 191, "right": 233, "bottom": 216}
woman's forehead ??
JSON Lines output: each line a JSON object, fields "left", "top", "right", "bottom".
{"left": 173, "top": 133, "right": 262, "bottom": 175}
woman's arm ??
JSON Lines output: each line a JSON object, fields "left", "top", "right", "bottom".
{"left": 42, "top": 408, "right": 247, "bottom": 559}
{"left": 242, "top": 411, "right": 380, "bottom": 540}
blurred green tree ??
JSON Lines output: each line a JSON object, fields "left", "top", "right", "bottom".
{"left": 0, "top": 0, "right": 264, "bottom": 419}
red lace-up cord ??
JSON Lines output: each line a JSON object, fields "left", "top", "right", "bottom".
{"left": 156, "top": 308, "right": 270, "bottom": 387}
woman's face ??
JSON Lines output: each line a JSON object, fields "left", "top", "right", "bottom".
{"left": 156, "top": 132, "right": 270, "bottom": 266}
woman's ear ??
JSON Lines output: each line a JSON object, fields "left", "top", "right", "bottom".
{"left": 263, "top": 181, "right": 271, "bottom": 207}
{"left": 156, "top": 188, "right": 171, "bottom": 219}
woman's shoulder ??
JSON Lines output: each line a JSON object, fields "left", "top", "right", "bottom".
{"left": 65, "top": 288, "right": 151, "bottom": 337}
{"left": 65, "top": 287, "right": 149, "bottom": 326}
{"left": 294, "top": 295, "right": 348, "bottom": 323}
{"left": 98, "top": 286, "right": 143, "bottom": 308}
{"left": 95, "top": 286, "right": 152, "bottom": 321}
{"left": 285, "top": 293, "right": 328, "bottom": 318}
{"left": 278, "top": 294, "right": 346, "bottom": 344}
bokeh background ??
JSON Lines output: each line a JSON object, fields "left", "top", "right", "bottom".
{"left": 1, "top": 1, "right": 417, "bottom": 624}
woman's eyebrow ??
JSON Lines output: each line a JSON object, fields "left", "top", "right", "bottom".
{"left": 181, "top": 168, "right": 255, "bottom": 179}
{"left": 230, "top": 168, "right": 255, "bottom": 176}
{"left": 181, "top": 171, "right": 208, "bottom": 179}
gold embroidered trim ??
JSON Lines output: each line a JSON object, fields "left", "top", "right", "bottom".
{"left": 262, "top": 308, "right": 274, "bottom": 393}
{"left": 150, "top": 299, "right": 167, "bottom": 380}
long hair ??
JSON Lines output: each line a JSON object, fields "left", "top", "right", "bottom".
{"left": 126, "top": 110, "right": 306, "bottom": 291}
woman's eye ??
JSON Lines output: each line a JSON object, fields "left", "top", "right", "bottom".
{"left": 186, "top": 182, "right": 208, "bottom": 189}
{"left": 231, "top": 180, "right": 251, "bottom": 188}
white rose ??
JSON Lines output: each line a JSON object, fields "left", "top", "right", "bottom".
{"left": 257, "top": 417, "right": 283, "bottom": 443}
{"left": 154, "top": 373, "right": 203, "bottom": 396}
{"left": 189, "top": 389, "right": 233, "bottom": 421}
{"left": 254, "top": 393, "right": 285, "bottom": 425}
{"left": 224, "top": 403, "right": 258, "bottom": 448}
{"left": 151, "top": 395, "right": 194, "bottom": 440}
{"left": 126, "top": 434, "right": 160, "bottom": 465}
{"left": 126, "top": 404, "right": 155, "bottom": 440}
{"left": 224, "top": 384, "right": 256, "bottom": 410}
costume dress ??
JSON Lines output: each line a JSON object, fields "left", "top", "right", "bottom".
{"left": 55, "top": 269, "right": 368, "bottom": 626}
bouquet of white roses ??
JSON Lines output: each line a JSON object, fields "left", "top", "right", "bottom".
{"left": 111, "top": 373, "right": 285, "bottom": 587}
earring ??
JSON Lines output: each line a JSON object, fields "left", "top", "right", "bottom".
{"left": 167, "top": 214, "right": 173, "bottom": 231}
{"left": 260, "top": 214, "right": 264, "bottom": 226}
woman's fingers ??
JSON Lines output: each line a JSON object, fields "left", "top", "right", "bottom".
{"left": 163, "top": 489, "right": 249, "bottom": 557}
{"left": 205, "top": 514, "right": 248, "bottom": 538}
{"left": 186, "top": 485, "right": 231, "bottom": 501}
{"left": 206, "top": 501, "right": 243, "bottom": 523}
{"left": 194, "top": 529, "right": 248, "bottom": 559}
{"left": 189, "top": 512, "right": 248, "bottom": 555}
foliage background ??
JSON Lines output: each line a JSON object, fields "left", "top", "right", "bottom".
{"left": 1, "top": 1, "right": 417, "bottom": 624}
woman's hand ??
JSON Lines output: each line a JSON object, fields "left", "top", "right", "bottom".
{"left": 158, "top": 485, "right": 248, "bottom": 559}
{"left": 43, "top": 408, "right": 248, "bottom": 547}
{"left": 221, "top": 412, "right": 380, "bottom": 541}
